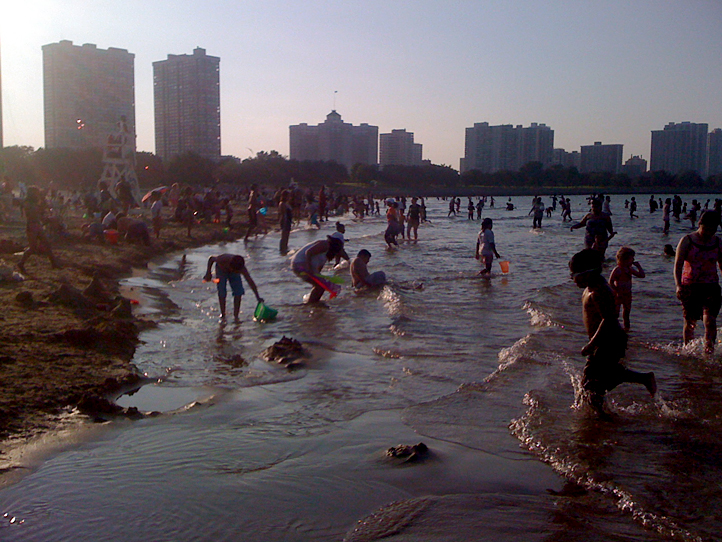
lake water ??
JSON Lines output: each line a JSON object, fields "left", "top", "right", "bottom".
{"left": 1, "top": 194, "right": 721, "bottom": 541}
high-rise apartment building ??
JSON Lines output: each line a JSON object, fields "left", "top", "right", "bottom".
{"left": 708, "top": 129, "right": 722, "bottom": 177}
{"left": 650, "top": 121, "right": 708, "bottom": 177}
{"left": 153, "top": 47, "right": 220, "bottom": 161}
{"left": 43, "top": 40, "right": 135, "bottom": 150}
{"left": 580, "top": 142, "right": 623, "bottom": 174}
{"left": 379, "top": 129, "right": 423, "bottom": 167}
{"left": 461, "top": 122, "right": 553, "bottom": 173}
{"left": 290, "top": 111, "right": 378, "bottom": 170}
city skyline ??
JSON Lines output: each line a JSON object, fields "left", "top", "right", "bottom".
{"left": 1, "top": 1, "right": 721, "bottom": 168}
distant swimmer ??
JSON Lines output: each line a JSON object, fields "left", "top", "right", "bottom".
{"left": 291, "top": 233, "right": 347, "bottom": 303}
{"left": 203, "top": 254, "right": 263, "bottom": 321}
{"left": 475, "top": 218, "right": 501, "bottom": 276}
{"left": 350, "top": 249, "right": 387, "bottom": 289}
{"left": 569, "top": 249, "right": 656, "bottom": 417}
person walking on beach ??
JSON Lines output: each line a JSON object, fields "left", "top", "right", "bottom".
{"left": 569, "top": 249, "right": 656, "bottom": 416}
{"left": 406, "top": 197, "right": 421, "bottom": 241}
{"left": 674, "top": 210, "right": 722, "bottom": 355}
{"left": 529, "top": 197, "right": 545, "bottom": 229}
{"left": 475, "top": 218, "right": 501, "bottom": 276}
{"left": 609, "top": 246, "right": 646, "bottom": 332}
{"left": 244, "top": 184, "right": 261, "bottom": 241}
{"left": 385, "top": 201, "right": 402, "bottom": 248}
{"left": 150, "top": 191, "right": 163, "bottom": 239}
{"left": 291, "top": 233, "right": 347, "bottom": 303}
{"left": 204, "top": 254, "right": 263, "bottom": 321}
{"left": 17, "top": 186, "right": 62, "bottom": 274}
{"left": 278, "top": 189, "right": 293, "bottom": 254}
{"left": 663, "top": 198, "right": 671, "bottom": 234}
{"left": 571, "top": 198, "right": 616, "bottom": 258}
{"left": 629, "top": 197, "right": 638, "bottom": 219}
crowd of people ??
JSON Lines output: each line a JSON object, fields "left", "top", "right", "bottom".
{"left": 4, "top": 175, "right": 722, "bottom": 417}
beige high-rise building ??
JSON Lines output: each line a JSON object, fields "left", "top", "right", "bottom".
{"left": 290, "top": 111, "right": 378, "bottom": 171}
{"left": 461, "top": 122, "right": 553, "bottom": 173}
{"left": 43, "top": 40, "right": 135, "bottom": 150}
{"left": 580, "top": 142, "right": 623, "bottom": 174}
{"left": 153, "top": 47, "right": 220, "bottom": 161}
{"left": 379, "top": 129, "right": 423, "bottom": 167}
{"left": 650, "top": 122, "right": 709, "bottom": 177}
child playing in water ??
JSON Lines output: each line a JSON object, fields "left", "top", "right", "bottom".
{"left": 609, "top": 246, "right": 646, "bottom": 332}
{"left": 475, "top": 218, "right": 501, "bottom": 276}
{"left": 204, "top": 253, "right": 263, "bottom": 321}
{"left": 569, "top": 249, "right": 656, "bottom": 416}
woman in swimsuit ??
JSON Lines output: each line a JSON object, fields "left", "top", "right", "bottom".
{"left": 675, "top": 210, "right": 722, "bottom": 354}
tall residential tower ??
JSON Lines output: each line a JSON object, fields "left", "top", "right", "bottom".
{"left": 650, "top": 121, "right": 708, "bottom": 177}
{"left": 379, "top": 129, "right": 423, "bottom": 167}
{"left": 42, "top": 40, "right": 135, "bottom": 150}
{"left": 153, "top": 47, "right": 221, "bottom": 161}
{"left": 461, "top": 122, "right": 553, "bottom": 173}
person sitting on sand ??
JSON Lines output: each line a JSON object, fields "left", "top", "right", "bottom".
{"left": 204, "top": 254, "right": 263, "bottom": 321}
{"left": 569, "top": 249, "right": 656, "bottom": 416}
{"left": 116, "top": 214, "right": 151, "bottom": 246}
{"left": 350, "top": 249, "right": 386, "bottom": 289}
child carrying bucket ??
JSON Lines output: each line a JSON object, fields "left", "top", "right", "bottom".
{"left": 475, "top": 218, "right": 501, "bottom": 276}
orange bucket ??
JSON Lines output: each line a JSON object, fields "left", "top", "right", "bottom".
{"left": 499, "top": 260, "right": 510, "bottom": 274}
{"left": 104, "top": 229, "right": 119, "bottom": 244}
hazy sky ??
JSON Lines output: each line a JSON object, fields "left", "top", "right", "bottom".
{"left": 1, "top": 0, "right": 721, "bottom": 168}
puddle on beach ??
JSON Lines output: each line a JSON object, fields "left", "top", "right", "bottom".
{"left": 115, "top": 384, "right": 214, "bottom": 413}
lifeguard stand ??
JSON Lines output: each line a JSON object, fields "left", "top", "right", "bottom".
{"left": 97, "top": 116, "right": 141, "bottom": 206}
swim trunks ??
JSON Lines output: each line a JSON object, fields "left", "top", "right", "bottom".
{"left": 678, "top": 283, "right": 722, "bottom": 322}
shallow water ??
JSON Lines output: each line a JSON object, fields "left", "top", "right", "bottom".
{"left": 1, "top": 195, "right": 721, "bottom": 541}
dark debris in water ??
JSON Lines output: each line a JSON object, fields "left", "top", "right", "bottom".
{"left": 262, "top": 336, "right": 307, "bottom": 369}
{"left": 385, "top": 442, "right": 429, "bottom": 464}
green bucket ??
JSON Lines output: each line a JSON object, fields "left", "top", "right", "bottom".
{"left": 254, "top": 302, "right": 278, "bottom": 322}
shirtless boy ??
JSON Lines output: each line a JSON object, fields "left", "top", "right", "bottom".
{"left": 204, "top": 254, "right": 263, "bottom": 321}
{"left": 350, "top": 249, "right": 386, "bottom": 288}
{"left": 569, "top": 249, "right": 656, "bottom": 415}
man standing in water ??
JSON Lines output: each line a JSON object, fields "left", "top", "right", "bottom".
{"left": 204, "top": 254, "right": 263, "bottom": 321}
{"left": 569, "top": 249, "right": 656, "bottom": 416}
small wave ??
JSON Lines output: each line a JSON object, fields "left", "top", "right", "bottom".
{"left": 380, "top": 286, "right": 404, "bottom": 317}
{"left": 373, "top": 347, "right": 402, "bottom": 359}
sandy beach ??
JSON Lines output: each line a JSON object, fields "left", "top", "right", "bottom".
{"left": 0, "top": 209, "right": 252, "bottom": 456}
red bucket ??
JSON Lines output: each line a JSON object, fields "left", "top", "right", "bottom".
{"left": 104, "top": 229, "right": 119, "bottom": 244}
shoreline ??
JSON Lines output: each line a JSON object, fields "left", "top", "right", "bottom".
{"left": 0, "top": 210, "right": 255, "bottom": 482}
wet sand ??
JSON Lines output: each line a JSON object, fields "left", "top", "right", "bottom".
{"left": 0, "top": 208, "right": 255, "bottom": 467}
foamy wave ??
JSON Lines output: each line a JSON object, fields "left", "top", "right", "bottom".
{"left": 510, "top": 391, "right": 703, "bottom": 542}
{"left": 647, "top": 338, "right": 722, "bottom": 364}
{"left": 380, "top": 286, "right": 404, "bottom": 317}
{"left": 523, "top": 301, "right": 562, "bottom": 328}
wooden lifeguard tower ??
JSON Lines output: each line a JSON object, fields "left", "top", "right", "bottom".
{"left": 97, "top": 116, "right": 141, "bottom": 205}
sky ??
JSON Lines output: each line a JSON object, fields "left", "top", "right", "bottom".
{"left": 1, "top": 0, "right": 721, "bottom": 169}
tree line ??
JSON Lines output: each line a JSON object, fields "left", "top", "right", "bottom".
{"left": 1, "top": 146, "right": 720, "bottom": 194}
